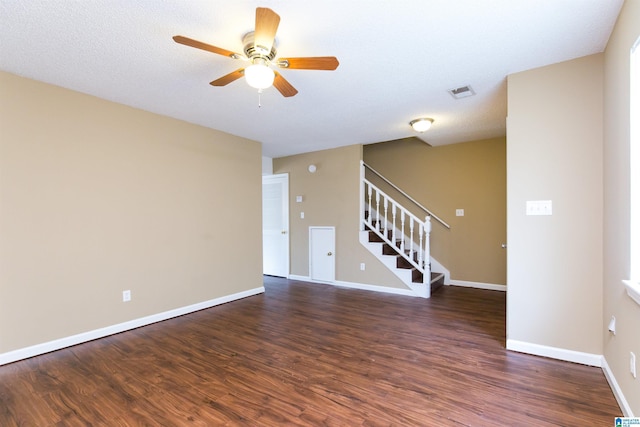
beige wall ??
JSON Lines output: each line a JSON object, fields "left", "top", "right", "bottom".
{"left": 603, "top": 0, "right": 640, "bottom": 414}
{"left": 0, "top": 71, "right": 263, "bottom": 354}
{"left": 364, "top": 137, "right": 507, "bottom": 285}
{"left": 506, "top": 54, "right": 604, "bottom": 354}
{"left": 273, "top": 145, "right": 407, "bottom": 289}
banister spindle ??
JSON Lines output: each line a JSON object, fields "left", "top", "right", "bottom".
{"left": 400, "top": 211, "right": 405, "bottom": 252}
{"left": 375, "top": 190, "right": 381, "bottom": 231}
{"left": 367, "top": 184, "right": 373, "bottom": 226}
{"left": 383, "top": 198, "right": 389, "bottom": 238}
{"left": 409, "top": 217, "right": 414, "bottom": 259}
{"left": 392, "top": 204, "right": 397, "bottom": 245}
{"left": 418, "top": 222, "right": 424, "bottom": 267}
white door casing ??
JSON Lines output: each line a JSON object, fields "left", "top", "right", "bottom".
{"left": 262, "top": 174, "right": 289, "bottom": 277}
{"left": 309, "top": 226, "right": 335, "bottom": 283}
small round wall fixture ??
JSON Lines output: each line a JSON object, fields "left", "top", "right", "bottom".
{"left": 410, "top": 118, "right": 434, "bottom": 133}
{"left": 308, "top": 164, "right": 317, "bottom": 173}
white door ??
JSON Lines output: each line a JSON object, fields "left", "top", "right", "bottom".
{"left": 309, "top": 227, "right": 335, "bottom": 283}
{"left": 262, "top": 174, "right": 289, "bottom": 277}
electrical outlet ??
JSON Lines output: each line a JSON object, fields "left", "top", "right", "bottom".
{"left": 631, "top": 352, "right": 637, "bottom": 378}
{"left": 122, "top": 290, "right": 131, "bottom": 302}
{"left": 360, "top": 263, "right": 365, "bottom": 271}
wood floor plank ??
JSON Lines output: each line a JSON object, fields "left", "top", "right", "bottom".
{"left": 0, "top": 277, "right": 622, "bottom": 426}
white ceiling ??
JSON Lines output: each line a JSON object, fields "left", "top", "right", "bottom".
{"left": 0, "top": 0, "right": 623, "bottom": 158}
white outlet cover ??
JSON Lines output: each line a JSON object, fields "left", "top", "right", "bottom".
{"left": 122, "top": 290, "right": 131, "bottom": 302}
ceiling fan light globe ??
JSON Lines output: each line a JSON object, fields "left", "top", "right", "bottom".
{"left": 245, "top": 63, "right": 275, "bottom": 89}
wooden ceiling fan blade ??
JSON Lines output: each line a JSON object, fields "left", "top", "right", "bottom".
{"left": 210, "top": 69, "right": 245, "bottom": 86}
{"left": 173, "top": 35, "right": 240, "bottom": 59}
{"left": 254, "top": 7, "right": 280, "bottom": 53}
{"left": 277, "top": 57, "right": 339, "bottom": 70}
{"left": 273, "top": 72, "right": 298, "bottom": 97}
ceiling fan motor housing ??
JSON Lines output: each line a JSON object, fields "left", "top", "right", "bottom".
{"left": 242, "top": 31, "right": 277, "bottom": 63}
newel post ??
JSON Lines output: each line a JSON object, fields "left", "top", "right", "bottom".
{"left": 423, "top": 216, "right": 432, "bottom": 284}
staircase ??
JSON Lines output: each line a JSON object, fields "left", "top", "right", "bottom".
{"left": 359, "top": 162, "right": 449, "bottom": 298}
{"left": 361, "top": 222, "right": 445, "bottom": 292}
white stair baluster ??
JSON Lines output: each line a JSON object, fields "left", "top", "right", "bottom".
{"left": 392, "top": 204, "right": 397, "bottom": 245}
{"left": 383, "top": 198, "right": 389, "bottom": 239}
{"left": 375, "top": 190, "right": 381, "bottom": 231}
{"left": 409, "top": 217, "right": 414, "bottom": 261}
{"left": 400, "top": 211, "right": 405, "bottom": 252}
{"left": 418, "top": 222, "right": 424, "bottom": 268}
{"left": 367, "top": 184, "right": 373, "bottom": 227}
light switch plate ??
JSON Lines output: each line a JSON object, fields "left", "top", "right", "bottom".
{"left": 526, "top": 200, "right": 552, "bottom": 216}
{"left": 456, "top": 209, "right": 464, "bottom": 217}
{"left": 296, "top": 196, "right": 303, "bottom": 203}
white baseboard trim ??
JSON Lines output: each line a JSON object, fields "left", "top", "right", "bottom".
{"left": 333, "top": 280, "right": 416, "bottom": 296}
{"left": 0, "top": 287, "right": 265, "bottom": 366}
{"left": 450, "top": 280, "right": 506, "bottom": 292}
{"left": 602, "top": 356, "right": 634, "bottom": 417}
{"left": 288, "top": 275, "right": 416, "bottom": 297}
{"left": 288, "top": 274, "right": 312, "bottom": 282}
{"left": 506, "top": 339, "right": 602, "bottom": 367}
{"left": 508, "top": 342, "right": 632, "bottom": 415}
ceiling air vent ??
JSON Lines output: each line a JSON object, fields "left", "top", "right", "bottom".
{"left": 448, "top": 85, "right": 476, "bottom": 99}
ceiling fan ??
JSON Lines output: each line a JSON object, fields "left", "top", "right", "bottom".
{"left": 173, "top": 7, "right": 339, "bottom": 97}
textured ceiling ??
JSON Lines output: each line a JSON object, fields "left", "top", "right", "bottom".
{"left": 0, "top": 0, "right": 623, "bottom": 158}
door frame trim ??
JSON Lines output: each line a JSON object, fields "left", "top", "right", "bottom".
{"left": 262, "top": 173, "right": 289, "bottom": 277}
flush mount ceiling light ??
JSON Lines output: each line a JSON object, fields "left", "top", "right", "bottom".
{"left": 244, "top": 58, "right": 275, "bottom": 89}
{"left": 409, "top": 118, "right": 434, "bottom": 133}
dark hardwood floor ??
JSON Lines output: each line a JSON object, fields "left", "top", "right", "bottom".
{"left": 0, "top": 277, "right": 621, "bottom": 426}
